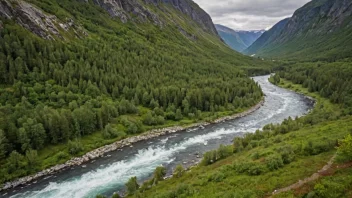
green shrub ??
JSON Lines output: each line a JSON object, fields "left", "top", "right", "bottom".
{"left": 277, "top": 145, "right": 295, "bottom": 164}
{"left": 102, "top": 124, "right": 119, "bottom": 139}
{"left": 56, "top": 151, "right": 69, "bottom": 162}
{"left": 112, "top": 193, "right": 121, "bottom": 198}
{"left": 337, "top": 134, "right": 352, "bottom": 162}
{"left": 201, "top": 150, "right": 216, "bottom": 165}
{"left": 154, "top": 184, "right": 193, "bottom": 198}
{"left": 247, "top": 164, "right": 266, "bottom": 176}
{"left": 233, "top": 162, "right": 266, "bottom": 176}
{"left": 207, "top": 171, "right": 225, "bottom": 182}
{"left": 216, "top": 144, "right": 232, "bottom": 160}
{"left": 153, "top": 166, "right": 166, "bottom": 184}
{"left": 314, "top": 180, "right": 345, "bottom": 198}
{"left": 233, "top": 137, "right": 244, "bottom": 153}
{"left": 68, "top": 140, "right": 83, "bottom": 155}
{"left": 173, "top": 164, "right": 184, "bottom": 178}
{"left": 251, "top": 152, "right": 260, "bottom": 160}
{"left": 265, "top": 155, "right": 284, "bottom": 171}
{"left": 125, "top": 176, "right": 139, "bottom": 195}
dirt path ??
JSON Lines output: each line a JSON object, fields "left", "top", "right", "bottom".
{"left": 270, "top": 154, "right": 337, "bottom": 197}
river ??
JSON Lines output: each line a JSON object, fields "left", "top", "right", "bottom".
{"left": 2, "top": 75, "right": 313, "bottom": 198}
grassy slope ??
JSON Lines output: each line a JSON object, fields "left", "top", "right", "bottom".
{"left": 253, "top": 12, "right": 352, "bottom": 61}
{"left": 129, "top": 79, "right": 351, "bottom": 198}
{"left": 256, "top": 24, "right": 352, "bottom": 61}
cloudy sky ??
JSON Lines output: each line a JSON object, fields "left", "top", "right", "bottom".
{"left": 193, "top": 0, "right": 311, "bottom": 30}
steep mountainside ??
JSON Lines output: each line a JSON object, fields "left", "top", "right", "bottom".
{"left": 0, "top": 0, "right": 218, "bottom": 39}
{"left": 215, "top": 24, "right": 264, "bottom": 52}
{"left": 0, "top": 0, "right": 275, "bottom": 186}
{"left": 243, "top": 18, "right": 289, "bottom": 56}
{"left": 244, "top": 0, "right": 352, "bottom": 61}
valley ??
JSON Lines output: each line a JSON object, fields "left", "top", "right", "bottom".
{"left": 0, "top": 0, "right": 352, "bottom": 198}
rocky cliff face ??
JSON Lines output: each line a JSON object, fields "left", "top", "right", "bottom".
{"left": 278, "top": 0, "right": 352, "bottom": 42}
{"left": 88, "top": 0, "right": 218, "bottom": 35}
{"left": 0, "top": 0, "right": 218, "bottom": 39}
{"left": 0, "top": 0, "right": 87, "bottom": 39}
{"left": 84, "top": 0, "right": 162, "bottom": 25}
{"left": 146, "top": 0, "right": 218, "bottom": 35}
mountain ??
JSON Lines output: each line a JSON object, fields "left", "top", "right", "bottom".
{"left": 215, "top": 24, "right": 264, "bottom": 52}
{"left": 0, "top": 0, "right": 275, "bottom": 186}
{"left": 243, "top": 18, "right": 290, "bottom": 56}
{"left": 0, "top": 0, "right": 218, "bottom": 39}
{"left": 244, "top": 0, "right": 352, "bottom": 61}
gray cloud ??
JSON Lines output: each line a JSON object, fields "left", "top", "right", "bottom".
{"left": 193, "top": 0, "right": 311, "bottom": 30}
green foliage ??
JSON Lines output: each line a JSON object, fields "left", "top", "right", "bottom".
{"left": 207, "top": 171, "right": 226, "bottom": 182}
{"left": 306, "top": 166, "right": 352, "bottom": 198}
{"left": 111, "top": 193, "right": 121, "bottom": 198}
{"left": 102, "top": 124, "right": 124, "bottom": 139}
{"left": 265, "top": 154, "right": 284, "bottom": 171}
{"left": 233, "top": 162, "right": 266, "bottom": 176}
{"left": 201, "top": 144, "right": 232, "bottom": 165}
{"left": 125, "top": 176, "right": 139, "bottom": 195}
{"left": 233, "top": 137, "right": 244, "bottom": 153}
{"left": 337, "top": 134, "right": 352, "bottom": 162}
{"left": 68, "top": 140, "right": 83, "bottom": 155}
{"left": 25, "top": 149, "right": 39, "bottom": 169}
{"left": 269, "top": 73, "right": 281, "bottom": 85}
{"left": 276, "top": 61, "right": 352, "bottom": 115}
{"left": 0, "top": 129, "right": 8, "bottom": 159}
{"left": 277, "top": 145, "right": 295, "bottom": 164}
{"left": 55, "top": 151, "right": 69, "bottom": 162}
{"left": 173, "top": 164, "right": 184, "bottom": 178}
{"left": 7, "top": 151, "right": 25, "bottom": 173}
{"left": 154, "top": 184, "right": 194, "bottom": 198}
{"left": 153, "top": 166, "right": 166, "bottom": 185}
{"left": 314, "top": 179, "right": 347, "bottom": 198}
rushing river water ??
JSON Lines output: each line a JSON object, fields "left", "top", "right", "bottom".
{"left": 3, "top": 75, "right": 313, "bottom": 198}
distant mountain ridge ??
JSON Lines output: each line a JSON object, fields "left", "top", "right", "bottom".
{"left": 244, "top": 0, "right": 352, "bottom": 60}
{"left": 215, "top": 24, "right": 264, "bottom": 52}
{"left": 243, "top": 18, "right": 290, "bottom": 56}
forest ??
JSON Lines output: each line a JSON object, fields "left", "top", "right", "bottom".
{"left": 0, "top": 0, "right": 274, "bottom": 184}
{"left": 273, "top": 60, "right": 352, "bottom": 115}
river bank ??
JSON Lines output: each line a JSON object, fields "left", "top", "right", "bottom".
{"left": 0, "top": 99, "right": 265, "bottom": 192}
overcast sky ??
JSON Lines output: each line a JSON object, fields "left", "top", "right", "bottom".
{"left": 193, "top": 0, "right": 311, "bottom": 31}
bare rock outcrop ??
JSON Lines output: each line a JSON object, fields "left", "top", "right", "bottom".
{"left": 89, "top": 0, "right": 217, "bottom": 36}
{"left": 0, "top": 0, "right": 87, "bottom": 39}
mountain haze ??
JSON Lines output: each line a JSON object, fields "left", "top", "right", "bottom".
{"left": 216, "top": 24, "right": 264, "bottom": 52}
